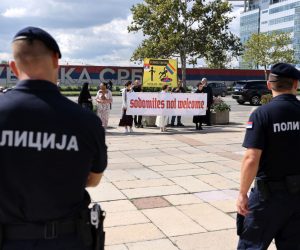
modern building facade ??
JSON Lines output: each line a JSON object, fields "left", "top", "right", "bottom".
{"left": 240, "top": 0, "right": 300, "bottom": 68}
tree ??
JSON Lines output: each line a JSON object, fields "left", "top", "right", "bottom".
{"left": 242, "top": 32, "right": 297, "bottom": 78}
{"left": 128, "top": 0, "right": 242, "bottom": 88}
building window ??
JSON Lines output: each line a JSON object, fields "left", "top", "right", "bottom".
{"left": 269, "top": 15, "right": 294, "bottom": 25}
{"left": 269, "top": 2, "right": 300, "bottom": 14}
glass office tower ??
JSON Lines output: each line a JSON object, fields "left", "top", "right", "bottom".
{"left": 240, "top": 0, "right": 300, "bottom": 68}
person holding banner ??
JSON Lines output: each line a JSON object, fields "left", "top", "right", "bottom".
{"left": 132, "top": 80, "right": 143, "bottom": 128}
{"left": 170, "top": 80, "right": 185, "bottom": 127}
{"left": 156, "top": 84, "right": 169, "bottom": 132}
{"left": 202, "top": 78, "right": 213, "bottom": 126}
{"left": 193, "top": 82, "right": 205, "bottom": 130}
{"left": 119, "top": 81, "right": 134, "bottom": 133}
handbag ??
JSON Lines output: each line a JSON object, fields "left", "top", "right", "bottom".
{"left": 82, "top": 101, "right": 93, "bottom": 111}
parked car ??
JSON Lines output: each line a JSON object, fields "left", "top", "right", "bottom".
{"left": 232, "top": 80, "right": 271, "bottom": 105}
{"left": 207, "top": 82, "right": 227, "bottom": 97}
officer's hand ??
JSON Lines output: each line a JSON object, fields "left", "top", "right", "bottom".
{"left": 237, "top": 193, "right": 249, "bottom": 216}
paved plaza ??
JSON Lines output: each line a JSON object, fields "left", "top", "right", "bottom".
{"left": 86, "top": 100, "right": 276, "bottom": 250}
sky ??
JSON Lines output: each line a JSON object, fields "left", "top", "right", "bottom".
{"left": 0, "top": 0, "right": 243, "bottom": 67}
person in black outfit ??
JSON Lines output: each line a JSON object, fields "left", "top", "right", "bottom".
{"left": 0, "top": 27, "right": 107, "bottom": 250}
{"left": 78, "top": 82, "right": 93, "bottom": 111}
{"left": 132, "top": 80, "right": 143, "bottom": 128}
{"left": 170, "top": 80, "right": 185, "bottom": 127}
{"left": 236, "top": 63, "right": 300, "bottom": 250}
{"left": 107, "top": 80, "right": 113, "bottom": 91}
{"left": 202, "top": 78, "right": 213, "bottom": 126}
{"left": 193, "top": 82, "right": 205, "bottom": 130}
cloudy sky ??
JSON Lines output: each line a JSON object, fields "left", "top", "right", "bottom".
{"left": 0, "top": 0, "right": 243, "bottom": 66}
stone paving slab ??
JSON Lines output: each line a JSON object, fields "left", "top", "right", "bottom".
{"left": 132, "top": 197, "right": 171, "bottom": 210}
{"left": 126, "top": 239, "right": 179, "bottom": 250}
{"left": 170, "top": 176, "right": 216, "bottom": 192}
{"left": 171, "top": 229, "right": 238, "bottom": 250}
{"left": 114, "top": 178, "right": 174, "bottom": 190}
{"left": 142, "top": 207, "right": 206, "bottom": 237}
{"left": 105, "top": 223, "right": 164, "bottom": 245}
{"left": 177, "top": 204, "right": 236, "bottom": 231}
{"left": 164, "top": 194, "right": 203, "bottom": 206}
{"left": 121, "top": 185, "right": 188, "bottom": 199}
{"left": 86, "top": 110, "right": 278, "bottom": 249}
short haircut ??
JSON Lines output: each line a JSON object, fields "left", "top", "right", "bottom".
{"left": 268, "top": 74, "right": 294, "bottom": 91}
{"left": 162, "top": 84, "right": 168, "bottom": 90}
{"left": 12, "top": 39, "right": 53, "bottom": 65}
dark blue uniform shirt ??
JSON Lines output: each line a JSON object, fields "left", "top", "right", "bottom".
{"left": 0, "top": 80, "right": 107, "bottom": 224}
{"left": 243, "top": 94, "right": 300, "bottom": 180}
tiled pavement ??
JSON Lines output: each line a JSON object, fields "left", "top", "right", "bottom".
{"left": 87, "top": 112, "right": 276, "bottom": 250}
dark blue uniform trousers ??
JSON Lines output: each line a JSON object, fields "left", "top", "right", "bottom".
{"left": 3, "top": 234, "right": 92, "bottom": 250}
{"left": 237, "top": 187, "right": 300, "bottom": 250}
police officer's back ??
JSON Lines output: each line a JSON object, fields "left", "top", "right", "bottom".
{"left": 236, "top": 63, "right": 300, "bottom": 250}
{"left": 0, "top": 27, "right": 107, "bottom": 249}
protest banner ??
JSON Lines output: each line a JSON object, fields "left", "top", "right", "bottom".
{"left": 143, "top": 58, "right": 178, "bottom": 88}
{"left": 126, "top": 92, "right": 207, "bottom": 116}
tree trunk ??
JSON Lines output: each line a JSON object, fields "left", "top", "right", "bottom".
{"left": 180, "top": 52, "right": 187, "bottom": 89}
{"left": 264, "top": 65, "right": 268, "bottom": 80}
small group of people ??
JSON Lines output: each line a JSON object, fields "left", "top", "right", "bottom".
{"left": 78, "top": 77, "right": 214, "bottom": 133}
{"left": 155, "top": 78, "right": 214, "bottom": 132}
{"left": 78, "top": 81, "right": 113, "bottom": 129}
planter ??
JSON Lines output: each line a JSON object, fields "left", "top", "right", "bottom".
{"left": 210, "top": 110, "right": 229, "bottom": 125}
{"left": 142, "top": 116, "right": 157, "bottom": 127}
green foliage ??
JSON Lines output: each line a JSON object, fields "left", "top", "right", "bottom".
{"left": 211, "top": 97, "right": 231, "bottom": 112}
{"left": 260, "top": 94, "right": 273, "bottom": 105}
{"left": 242, "top": 32, "right": 297, "bottom": 71}
{"left": 128, "top": 0, "right": 242, "bottom": 84}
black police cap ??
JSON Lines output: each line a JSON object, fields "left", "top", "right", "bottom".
{"left": 13, "top": 26, "right": 62, "bottom": 58}
{"left": 270, "top": 63, "right": 300, "bottom": 80}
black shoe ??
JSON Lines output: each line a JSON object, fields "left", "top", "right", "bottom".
{"left": 195, "top": 124, "right": 199, "bottom": 130}
{"left": 199, "top": 126, "right": 203, "bottom": 130}
{"left": 170, "top": 124, "right": 175, "bottom": 127}
{"left": 139, "top": 124, "right": 143, "bottom": 128}
{"left": 177, "top": 123, "right": 184, "bottom": 127}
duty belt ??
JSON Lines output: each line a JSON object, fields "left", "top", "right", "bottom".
{"left": 3, "top": 220, "right": 77, "bottom": 240}
{"left": 255, "top": 175, "right": 300, "bottom": 196}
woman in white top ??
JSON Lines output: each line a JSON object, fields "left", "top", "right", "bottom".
{"left": 119, "top": 81, "right": 134, "bottom": 133}
{"left": 156, "top": 84, "right": 169, "bottom": 132}
{"left": 96, "top": 82, "right": 113, "bottom": 128}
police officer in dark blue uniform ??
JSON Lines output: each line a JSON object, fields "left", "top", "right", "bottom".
{"left": 0, "top": 27, "right": 107, "bottom": 249}
{"left": 236, "top": 63, "right": 300, "bottom": 250}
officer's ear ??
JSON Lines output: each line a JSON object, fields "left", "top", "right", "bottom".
{"left": 9, "top": 61, "right": 19, "bottom": 78}
{"left": 267, "top": 81, "right": 273, "bottom": 90}
{"left": 293, "top": 80, "right": 298, "bottom": 89}
{"left": 51, "top": 52, "right": 59, "bottom": 69}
